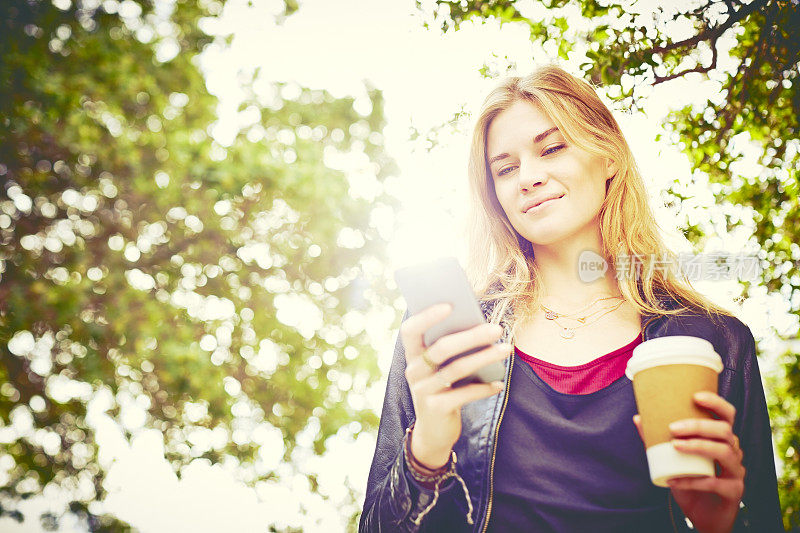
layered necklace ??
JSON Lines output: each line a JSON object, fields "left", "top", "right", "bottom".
{"left": 540, "top": 295, "right": 624, "bottom": 339}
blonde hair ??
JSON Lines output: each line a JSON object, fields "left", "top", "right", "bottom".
{"left": 466, "top": 64, "right": 731, "bottom": 331}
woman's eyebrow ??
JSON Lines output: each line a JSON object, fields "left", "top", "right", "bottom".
{"left": 488, "top": 127, "right": 560, "bottom": 166}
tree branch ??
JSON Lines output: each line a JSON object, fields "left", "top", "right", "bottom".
{"left": 651, "top": 0, "right": 770, "bottom": 86}
{"left": 651, "top": 0, "right": 768, "bottom": 56}
{"left": 653, "top": 43, "right": 719, "bottom": 84}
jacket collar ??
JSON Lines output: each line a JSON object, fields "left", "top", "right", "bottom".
{"left": 639, "top": 293, "right": 685, "bottom": 339}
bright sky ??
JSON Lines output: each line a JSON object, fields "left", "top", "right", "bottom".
{"left": 2, "top": 0, "right": 794, "bottom": 531}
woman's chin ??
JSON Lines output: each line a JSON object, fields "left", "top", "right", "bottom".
{"left": 520, "top": 227, "right": 572, "bottom": 248}
{"left": 518, "top": 218, "right": 601, "bottom": 250}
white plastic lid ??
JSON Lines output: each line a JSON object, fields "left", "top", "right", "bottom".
{"left": 626, "top": 335, "right": 723, "bottom": 380}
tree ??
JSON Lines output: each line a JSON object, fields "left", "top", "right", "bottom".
{"left": 417, "top": 0, "right": 799, "bottom": 528}
{"left": 0, "top": 0, "right": 397, "bottom": 530}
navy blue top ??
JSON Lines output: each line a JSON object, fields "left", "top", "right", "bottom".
{"left": 485, "top": 352, "right": 678, "bottom": 532}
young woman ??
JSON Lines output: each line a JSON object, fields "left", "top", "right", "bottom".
{"left": 359, "top": 65, "right": 782, "bottom": 532}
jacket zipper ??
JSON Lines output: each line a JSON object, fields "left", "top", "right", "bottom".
{"left": 479, "top": 313, "right": 662, "bottom": 533}
{"left": 480, "top": 351, "right": 514, "bottom": 533}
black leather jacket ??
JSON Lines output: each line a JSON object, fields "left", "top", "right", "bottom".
{"left": 359, "top": 298, "right": 783, "bottom": 532}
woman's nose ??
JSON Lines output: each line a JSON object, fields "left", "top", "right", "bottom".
{"left": 518, "top": 165, "right": 548, "bottom": 192}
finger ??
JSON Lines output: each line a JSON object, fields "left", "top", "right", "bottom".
{"left": 693, "top": 392, "right": 736, "bottom": 426}
{"left": 669, "top": 418, "right": 737, "bottom": 445}
{"left": 406, "top": 360, "right": 445, "bottom": 390}
{"left": 434, "top": 372, "right": 452, "bottom": 390}
{"left": 414, "top": 344, "right": 511, "bottom": 394}
{"left": 404, "top": 350, "right": 448, "bottom": 384}
{"left": 666, "top": 476, "right": 744, "bottom": 501}
{"left": 405, "top": 358, "right": 434, "bottom": 384}
{"left": 671, "top": 438, "right": 745, "bottom": 477}
{"left": 405, "top": 341, "right": 506, "bottom": 387}
{"left": 426, "top": 323, "right": 504, "bottom": 366}
{"left": 400, "top": 303, "right": 452, "bottom": 357}
{"left": 430, "top": 381, "right": 505, "bottom": 412}
{"left": 436, "top": 343, "right": 512, "bottom": 386}
{"left": 632, "top": 415, "right": 645, "bottom": 443}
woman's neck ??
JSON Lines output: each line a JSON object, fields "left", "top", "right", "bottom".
{"left": 532, "top": 237, "right": 621, "bottom": 310}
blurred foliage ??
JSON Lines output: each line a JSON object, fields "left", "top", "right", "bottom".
{"left": 420, "top": 0, "right": 799, "bottom": 529}
{"left": 768, "top": 346, "right": 800, "bottom": 533}
{"left": 0, "top": 0, "right": 398, "bottom": 530}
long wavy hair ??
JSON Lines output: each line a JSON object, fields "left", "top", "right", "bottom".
{"left": 466, "top": 64, "right": 731, "bottom": 332}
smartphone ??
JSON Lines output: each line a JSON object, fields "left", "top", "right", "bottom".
{"left": 394, "top": 257, "right": 507, "bottom": 388}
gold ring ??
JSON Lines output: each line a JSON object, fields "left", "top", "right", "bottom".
{"left": 421, "top": 350, "right": 439, "bottom": 371}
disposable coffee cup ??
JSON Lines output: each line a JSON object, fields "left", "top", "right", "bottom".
{"left": 626, "top": 336, "right": 724, "bottom": 487}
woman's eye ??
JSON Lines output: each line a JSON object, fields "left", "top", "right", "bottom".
{"left": 497, "top": 165, "right": 517, "bottom": 176}
{"left": 495, "top": 146, "right": 563, "bottom": 176}
{"left": 543, "top": 144, "right": 565, "bottom": 156}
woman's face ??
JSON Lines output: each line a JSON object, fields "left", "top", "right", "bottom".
{"left": 485, "top": 100, "right": 614, "bottom": 248}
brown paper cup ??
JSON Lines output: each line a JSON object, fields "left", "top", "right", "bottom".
{"left": 626, "top": 336, "right": 723, "bottom": 487}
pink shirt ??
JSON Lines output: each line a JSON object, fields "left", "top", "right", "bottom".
{"left": 515, "top": 334, "right": 643, "bottom": 395}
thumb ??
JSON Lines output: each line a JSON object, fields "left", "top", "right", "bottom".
{"left": 632, "top": 414, "right": 645, "bottom": 443}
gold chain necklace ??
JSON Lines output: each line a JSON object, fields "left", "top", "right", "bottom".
{"left": 546, "top": 299, "right": 625, "bottom": 339}
{"left": 540, "top": 295, "right": 622, "bottom": 323}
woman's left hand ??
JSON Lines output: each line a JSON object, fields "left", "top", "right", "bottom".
{"left": 633, "top": 391, "right": 745, "bottom": 533}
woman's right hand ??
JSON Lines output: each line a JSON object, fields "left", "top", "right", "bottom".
{"left": 401, "top": 303, "right": 512, "bottom": 470}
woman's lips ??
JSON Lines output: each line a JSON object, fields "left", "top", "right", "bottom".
{"left": 525, "top": 195, "right": 562, "bottom": 214}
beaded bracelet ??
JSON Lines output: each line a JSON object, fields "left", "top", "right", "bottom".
{"left": 403, "top": 424, "right": 455, "bottom": 483}
{"left": 402, "top": 423, "right": 474, "bottom": 526}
